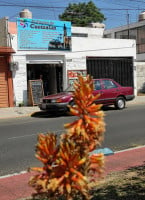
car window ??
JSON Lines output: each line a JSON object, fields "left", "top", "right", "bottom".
{"left": 64, "top": 84, "right": 75, "bottom": 92}
{"left": 103, "top": 80, "right": 118, "bottom": 89}
{"left": 94, "top": 80, "right": 101, "bottom": 90}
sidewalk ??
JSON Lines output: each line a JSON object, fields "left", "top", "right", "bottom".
{"left": 0, "top": 106, "right": 40, "bottom": 119}
{"left": 0, "top": 146, "right": 144, "bottom": 200}
{"left": 0, "top": 95, "right": 145, "bottom": 120}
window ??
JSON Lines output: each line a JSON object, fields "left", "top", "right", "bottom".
{"left": 129, "top": 29, "right": 137, "bottom": 40}
{"left": 72, "top": 33, "right": 88, "bottom": 37}
{"left": 137, "top": 26, "right": 145, "bottom": 53}
{"left": 94, "top": 80, "right": 101, "bottom": 90}
{"left": 115, "top": 28, "right": 137, "bottom": 40}
{"left": 104, "top": 34, "right": 111, "bottom": 38}
{"left": 103, "top": 80, "right": 118, "bottom": 89}
{"left": 114, "top": 26, "right": 145, "bottom": 54}
{"left": 115, "top": 30, "right": 129, "bottom": 39}
{"left": 137, "top": 26, "right": 145, "bottom": 43}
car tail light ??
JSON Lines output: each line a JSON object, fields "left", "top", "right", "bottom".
{"left": 51, "top": 99, "right": 63, "bottom": 103}
{"left": 56, "top": 98, "right": 63, "bottom": 103}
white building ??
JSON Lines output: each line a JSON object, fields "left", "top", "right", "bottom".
{"left": 0, "top": 10, "right": 136, "bottom": 107}
{"left": 104, "top": 11, "right": 145, "bottom": 95}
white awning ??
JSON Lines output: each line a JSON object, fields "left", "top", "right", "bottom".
{"left": 28, "top": 60, "right": 63, "bottom": 64}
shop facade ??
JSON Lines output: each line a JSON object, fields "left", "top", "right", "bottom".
{"left": 8, "top": 18, "right": 136, "bottom": 106}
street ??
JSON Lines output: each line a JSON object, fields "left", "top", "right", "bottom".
{"left": 0, "top": 104, "right": 145, "bottom": 176}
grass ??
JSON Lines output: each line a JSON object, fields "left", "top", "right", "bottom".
{"left": 26, "top": 164, "right": 145, "bottom": 200}
{"left": 91, "top": 164, "right": 145, "bottom": 200}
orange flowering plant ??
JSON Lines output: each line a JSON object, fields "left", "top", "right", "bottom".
{"left": 28, "top": 75, "right": 106, "bottom": 200}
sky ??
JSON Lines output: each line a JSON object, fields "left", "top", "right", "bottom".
{"left": 0, "top": 0, "right": 145, "bottom": 29}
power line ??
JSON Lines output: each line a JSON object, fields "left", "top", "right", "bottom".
{"left": 0, "top": 3, "right": 145, "bottom": 10}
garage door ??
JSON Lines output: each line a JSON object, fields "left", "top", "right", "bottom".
{"left": 0, "top": 57, "right": 9, "bottom": 107}
{"left": 87, "top": 57, "right": 134, "bottom": 87}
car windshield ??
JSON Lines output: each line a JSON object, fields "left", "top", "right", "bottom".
{"left": 64, "top": 81, "right": 96, "bottom": 92}
{"left": 64, "top": 84, "right": 75, "bottom": 92}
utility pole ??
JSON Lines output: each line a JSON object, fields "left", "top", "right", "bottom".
{"left": 127, "top": 10, "right": 130, "bottom": 39}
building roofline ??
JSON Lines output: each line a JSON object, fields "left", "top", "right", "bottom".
{"left": 0, "top": 46, "right": 15, "bottom": 54}
{"left": 105, "top": 20, "right": 145, "bottom": 33}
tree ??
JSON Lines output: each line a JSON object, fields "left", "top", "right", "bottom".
{"left": 59, "top": 1, "right": 106, "bottom": 27}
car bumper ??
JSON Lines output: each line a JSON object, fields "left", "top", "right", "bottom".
{"left": 38, "top": 102, "right": 69, "bottom": 112}
{"left": 126, "top": 95, "right": 135, "bottom": 101}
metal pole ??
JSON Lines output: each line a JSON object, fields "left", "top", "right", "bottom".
{"left": 127, "top": 10, "right": 130, "bottom": 39}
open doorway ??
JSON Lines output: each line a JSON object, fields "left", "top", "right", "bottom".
{"left": 27, "top": 64, "right": 63, "bottom": 96}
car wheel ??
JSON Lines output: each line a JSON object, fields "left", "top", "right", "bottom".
{"left": 115, "top": 97, "right": 126, "bottom": 109}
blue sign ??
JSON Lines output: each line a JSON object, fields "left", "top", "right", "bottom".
{"left": 17, "top": 18, "right": 71, "bottom": 51}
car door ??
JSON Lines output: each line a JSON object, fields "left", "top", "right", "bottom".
{"left": 101, "top": 79, "right": 119, "bottom": 104}
{"left": 93, "top": 80, "right": 104, "bottom": 104}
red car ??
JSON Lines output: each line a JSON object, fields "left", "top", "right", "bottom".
{"left": 38, "top": 78, "right": 135, "bottom": 112}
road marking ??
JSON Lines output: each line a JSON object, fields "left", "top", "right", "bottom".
{"left": 8, "top": 133, "right": 37, "bottom": 140}
{"left": 8, "top": 129, "right": 65, "bottom": 140}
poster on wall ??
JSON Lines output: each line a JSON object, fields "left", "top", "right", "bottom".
{"left": 17, "top": 18, "right": 71, "bottom": 51}
{"left": 67, "top": 70, "right": 87, "bottom": 86}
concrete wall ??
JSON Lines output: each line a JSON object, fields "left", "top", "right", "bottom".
{"left": 136, "top": 62, "right": 145, "bottom": 93}
{"left": 72, "top": 26, "right": 104, "bottom": 38}
{"left": 12, "top": 55, "right": 27, "bottom": 106}
{"left": 71, "top": 37, "right": 136, "bottom": 57}
{"left": 0, "top": 18, "right": 8, "bottom": 46}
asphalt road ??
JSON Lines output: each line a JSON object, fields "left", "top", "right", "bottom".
{"left": 0, "top": 104, "right": 145, "bottom": 176}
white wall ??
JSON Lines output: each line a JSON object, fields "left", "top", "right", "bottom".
{"left": 71, "top": 37, "right": 136, "bottom": 57}
{"left": 72, "top": 26, "right": 104, "bottom": 38}
{"left": 135, "top": 62, "right": 145, "bottom": 93}
{"left": 10, "top": 34, "right": 27, "bottom": 105}
{"left": 12, "top": 55, "right": 27, "bottom": 106}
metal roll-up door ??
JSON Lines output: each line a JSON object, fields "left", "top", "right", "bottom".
{"left": 0, "top": 57, "right": 9, "bottom": 107}
{"left": 87, "top": 57, "right": 134, "bottom": 87}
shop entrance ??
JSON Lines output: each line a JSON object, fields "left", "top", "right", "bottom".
{"left": 27, "top": 64, "right": 63, "bottom": 96}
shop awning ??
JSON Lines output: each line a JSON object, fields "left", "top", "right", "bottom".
{"left": 28, "top": 60, "right": 63, "bottom": 64}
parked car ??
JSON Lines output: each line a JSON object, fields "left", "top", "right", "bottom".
{"left": 38, "top": 78, "right": 135, "bottom": 113}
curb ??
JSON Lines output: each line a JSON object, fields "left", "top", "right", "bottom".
{"left": 0, "top": 145, "right": 144, "bottom": 180}
{"left": 0, "top": 110, "right": 40, "bottom": 120}
{"left": 0, "top": 98, "right": 145, "bottom": 120}
{"left": 115, "top": 144, "right": 145, "bottom": 153}
{"left": 0, "top": 114, "right": 30, "bottom": 120}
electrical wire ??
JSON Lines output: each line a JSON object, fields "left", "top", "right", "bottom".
{"left": 0, "top": 0, "right": 144, "bottom": 29}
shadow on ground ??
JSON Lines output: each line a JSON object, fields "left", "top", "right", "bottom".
{"left": 27, "top": 164, "right": 145, "bottom": 200}
{"left": 30, "top": 106, "right": 125, "bottom": 118}
{"left": 91, "top": 164, "right": 145, "bottom": 200}
{"left": 30, "top": 111, "right": 69, "bottom": 118}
